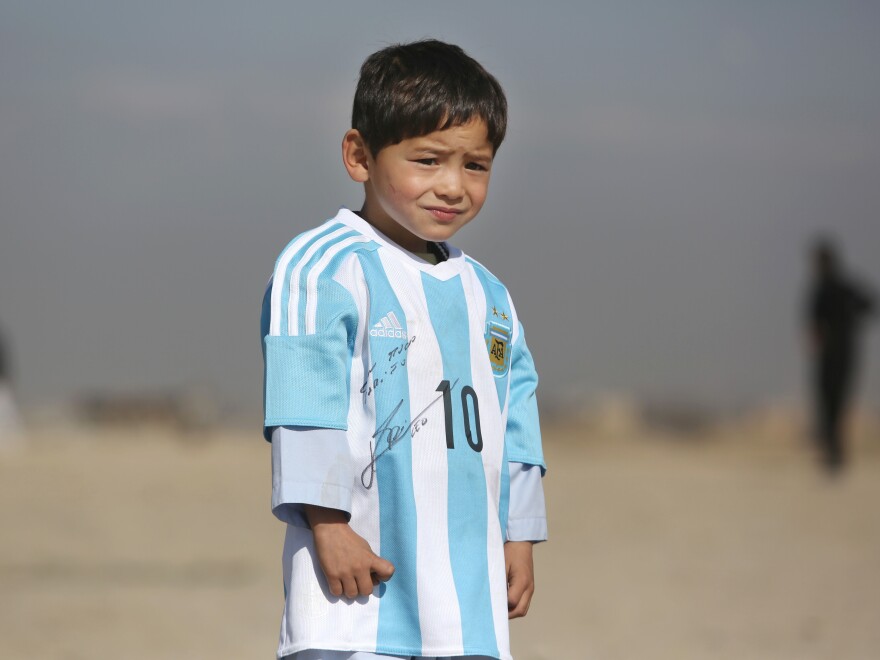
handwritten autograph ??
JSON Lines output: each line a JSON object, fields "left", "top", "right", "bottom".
{"left": 360, "top": 336, "right": 418, "bottom": 404}
{"left": 360, "top": 377, "right": 460, "bottom": 489}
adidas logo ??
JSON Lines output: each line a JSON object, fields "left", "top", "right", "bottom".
{"left": 370, "top": 311, "right": 407, "bottom": 339}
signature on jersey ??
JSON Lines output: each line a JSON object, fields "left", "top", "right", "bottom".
{"left": 360, "top": 336, "right": 417, "bottom": 403}
{"left": 360, "top": 376, "right": 459, "bottom": 489}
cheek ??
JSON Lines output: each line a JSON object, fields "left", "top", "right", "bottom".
{"left": 388, "top": 178, "right": 422, "bottom": 203}
{"left": 468, "top": 181, "right": 490, "bottom": 209}
{"left": 378, "top": 178, "right": 407, "bottom": 208}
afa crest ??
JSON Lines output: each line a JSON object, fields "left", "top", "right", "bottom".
{"left": 485, "top": 321, "right": 512, "bottom": 376}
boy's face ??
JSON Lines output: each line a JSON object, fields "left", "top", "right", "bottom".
{"left": 350, "top": 119, "right": 494, "bottom": 253}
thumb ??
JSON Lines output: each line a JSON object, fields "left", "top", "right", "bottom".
{"left": 370, "top": 555, "right": 395, "bottom": 582}
{"left": 507, "top": 571, "right": 526, "bottom": 607}
{"left": 507, "top": 579, "right": 526, "bottom": 607}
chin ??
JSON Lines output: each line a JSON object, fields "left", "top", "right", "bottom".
{"left": 431, "top": 220, "right": 469, "bottom": 240}
{"left": 425, "top": 229, "right": 458, "bottom": 244}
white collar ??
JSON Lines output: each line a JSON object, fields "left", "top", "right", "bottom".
{"left": 335, "top": 207, "right": 468, "bottom": 281}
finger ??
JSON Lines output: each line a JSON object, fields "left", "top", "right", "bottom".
{"left": 371, "top": 556, "right": 395, "bottom": 582}
{"left": 507, "top": 572, "right": 527, "bottom": 608}
{"left": 508, "top": 585, "right": 533, "bottom": 619}
{"left": 326, "top": 577, "right": 344, "bottom": 598}
{"left": 341, "top": 575, "right": 360, "bottom": 599}
{"left": 508, "top": 597, "right": 530, "bottom": 619}
{"left": 355, "top": 571, "right": 376, "bottom": 597}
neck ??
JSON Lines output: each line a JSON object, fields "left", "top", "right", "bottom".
{"left": 355, "top": 205, "right": 428, "bottom": 253}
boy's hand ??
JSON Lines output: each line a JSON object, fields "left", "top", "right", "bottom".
{"left": 504, "top": 541, "right": 535, "bottom": 619}
{"left": 305, "top": 505, "right": 395, "bottom": 599}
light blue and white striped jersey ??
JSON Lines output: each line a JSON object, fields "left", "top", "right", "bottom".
{"left": 262, "top": 208, "right": 545, "bottom": 660}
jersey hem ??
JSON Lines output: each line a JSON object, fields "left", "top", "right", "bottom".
{"left": 507, "top": 454, "right": 547, "bottom": 473}
{"left": 265, "top": 418, "right": 347, "bottom": 431}
{"left": 277, "top": 642, "right": 507, "bottom": 660}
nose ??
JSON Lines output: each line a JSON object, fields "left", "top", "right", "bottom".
{"left": 434, "top": 165, "right": 464, "bottom": 200}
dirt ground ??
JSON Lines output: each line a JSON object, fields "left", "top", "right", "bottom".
{"left": 1, "top": 421, "right": 879, "bottom": 660}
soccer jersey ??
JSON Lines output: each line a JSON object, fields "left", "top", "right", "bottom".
{"left": 262, "top": 208, "right": 545, "bottom": 660}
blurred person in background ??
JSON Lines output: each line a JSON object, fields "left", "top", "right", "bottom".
{"left": 0, "top": 324, "right": 24, "bottom": 441}
{"left": 805, "top": 237, "right": 875, "bottom": 473}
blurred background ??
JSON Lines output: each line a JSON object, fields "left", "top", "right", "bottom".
{"left": 1, "top": 2, "right": 879, "bottom": 659}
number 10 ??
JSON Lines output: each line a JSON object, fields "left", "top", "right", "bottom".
{"left": 436, "top": 380, "right": 483, "bottom": 452}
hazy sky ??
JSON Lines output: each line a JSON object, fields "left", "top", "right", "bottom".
{"left": 1, "top": 1, "right": 879, "bottom": 416}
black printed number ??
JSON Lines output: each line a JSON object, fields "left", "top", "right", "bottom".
{"left": 436, "top": 380, "right": 483, "bottom": 453}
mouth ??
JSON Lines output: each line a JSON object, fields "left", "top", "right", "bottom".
{"left": 424, "top": 207, "right": 463, "bottom": 222}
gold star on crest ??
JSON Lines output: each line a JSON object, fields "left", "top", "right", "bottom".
{"left": 492, "top": 306, "right": 499, "bottom": 317}
{"left": 501, "top": 311, "right": 509, "bottom": 321}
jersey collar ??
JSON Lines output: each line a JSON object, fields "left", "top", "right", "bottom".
{"left": 335, "top": 207, "right": 467, "bottom": 281}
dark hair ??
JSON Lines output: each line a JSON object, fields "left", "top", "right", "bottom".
{"left": 352, "top": 40, "right": 508, "bottom": 155}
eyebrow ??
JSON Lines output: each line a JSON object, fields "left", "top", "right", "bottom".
{"left": 411, "top": 143, "right": 494, "bottom": 159}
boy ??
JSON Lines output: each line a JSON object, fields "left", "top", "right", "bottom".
{"left": 261, "top": 40, "right": 547, "bottom": 660}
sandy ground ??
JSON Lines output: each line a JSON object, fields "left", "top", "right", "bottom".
{"left": 1, "top": 422, "right": 879, "bottom": 660}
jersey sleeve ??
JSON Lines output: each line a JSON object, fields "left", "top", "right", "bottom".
{"left": 506, "top": 461, "right": 548, "bottom": 542}
{"left": 505, "top": 321, "right": 546, "bottom": 473}
{"left": 262, "top": 258, "right": 360, "bottom": 436}
{"left": 271, "top": 426, "right": 354, "bottom": 525}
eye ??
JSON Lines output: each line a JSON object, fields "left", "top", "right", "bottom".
{"left": 414, "top": 158, "right": 438, "bottom": 166}
{"left": 465, "top": 161, "right": 489, "bottom": 172}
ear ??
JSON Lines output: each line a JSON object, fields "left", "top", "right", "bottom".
{"left": 342, "top": 129, "right": 371, "bottom": 183}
